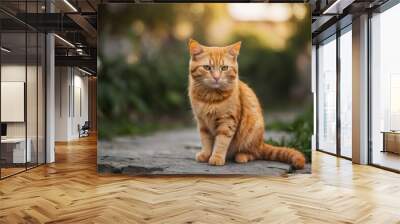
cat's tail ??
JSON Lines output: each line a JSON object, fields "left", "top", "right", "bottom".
{"left": 259, "top": 143, "right": 306, "bottom": 169}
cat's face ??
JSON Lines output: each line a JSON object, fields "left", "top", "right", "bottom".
{"left": 188, "top": 39, "right": 241, "bottom": 91}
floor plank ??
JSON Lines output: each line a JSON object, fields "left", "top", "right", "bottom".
{"left": 0, "top": 135, "right": 400, "bottom": 223}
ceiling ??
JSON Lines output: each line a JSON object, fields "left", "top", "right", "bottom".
{"left": 0, "top": 0, "right": 392, "bottom": 74}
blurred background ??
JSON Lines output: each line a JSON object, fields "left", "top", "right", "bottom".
{"left": 98, "top": 3, "right": 312, "bottom": 160}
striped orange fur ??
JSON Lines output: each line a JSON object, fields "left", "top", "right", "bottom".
{"left": 188, "top": 39, "right": 306, "bottom": 169}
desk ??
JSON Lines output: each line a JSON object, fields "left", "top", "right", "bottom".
{"left": 382, "top": 131, "right": 400, "bottom": 155}
{"left": 1, "top": 138, "right": 31, "bottom": 163}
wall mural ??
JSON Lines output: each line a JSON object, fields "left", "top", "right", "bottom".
{"left": 98, "top": 3, "right": 312, "bottom": 175}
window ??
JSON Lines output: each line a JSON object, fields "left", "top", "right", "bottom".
{"left": 317, "top": 36, "right": 337, "bottom": 154}
{"left": 0, "top": 3, "right": 46, "bottom": 179}
{"left": 371, "top": 3, "right": 400, "bottom": 171}
{"left": 339, "top": 27, "right": 352, "bottom": 158}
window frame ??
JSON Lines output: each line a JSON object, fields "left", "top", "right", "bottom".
{"left": 0, "top": 2, "right": 47, "bottom": 180}
{"left": 315, "top": 21, "right": 353, "bottom": 161}
{"left": 367, "top": 0, "right": 400, "bottom": 173}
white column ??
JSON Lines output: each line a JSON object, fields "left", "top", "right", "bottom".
{"left": 46, "top": 1, "right": 55, "bottom": 163}
{"left": 352, "top": 14, "right": 369, "bottom": 164}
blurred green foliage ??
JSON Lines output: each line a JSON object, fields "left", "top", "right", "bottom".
{"left": 98, "top": 50, "right": 191, "bottom": 139}
{"left": 265, "top": 104, "right": 313, "bottom": 161}
{"left": 98, "top": 4, "right": 312, "bottom": 140}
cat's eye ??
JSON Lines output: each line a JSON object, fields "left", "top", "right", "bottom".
{"left": 221, "top": 65, "right": 229, "bottom": 71}
{"left": 203, "top": 65, "right": 212, "bottom": 71}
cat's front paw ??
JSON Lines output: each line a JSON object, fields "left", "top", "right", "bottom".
{"left": 196, "top": 151, "right": 211, "bottom": 163}
{"left": 208, "top": 154, "right": 225, "bottom": 166}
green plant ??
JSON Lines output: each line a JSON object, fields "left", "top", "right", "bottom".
{"left": 265, "top": 105, "right": 313, "bottom": 161}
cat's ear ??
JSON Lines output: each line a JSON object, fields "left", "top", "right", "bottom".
{"left": 227, "top": 41, "right": 241, "bottom": 56}
{"left": 188, "top": 39, "right": 203, "bottom": 56}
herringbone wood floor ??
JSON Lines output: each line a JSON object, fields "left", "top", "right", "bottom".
{"left": 1, "top": 135, "right": 400, "bottom": 224}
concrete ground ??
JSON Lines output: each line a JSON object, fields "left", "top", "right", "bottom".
{"left": 98, "top": 128, "right": 311, "bottom": 176}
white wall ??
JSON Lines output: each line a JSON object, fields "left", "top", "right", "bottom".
{"left": 1, "top": 65, "right": 38, "bottom": 138}
{"left": 55, "top": 67, "right": 70, "bottom": 141}
{"left": 71, "top": 73, "right": 89, "bottom": 138}
{"left": 55, "top": 67, "right": 89, "bottom": 141}
{"left": 1, "top": 65, "right": 26, "bottom": 136}
{"left": 1, "top": 64, "right": 46, "bottom": 164}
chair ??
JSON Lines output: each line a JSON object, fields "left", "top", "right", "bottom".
{"left": 78, "top": 121, "right": 90, "bottom": 138}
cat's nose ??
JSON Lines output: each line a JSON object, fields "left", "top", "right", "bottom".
{"left": 212, "top": 73, "right": 221, "bottom": 82}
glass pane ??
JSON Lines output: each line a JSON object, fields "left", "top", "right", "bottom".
{"left": 27, "top": 31, "right": 38, "bottom": 169}
{"left": 371, "top": 5, "right": 400, "bottom": 171}
{"left": 38, "top": 33, "right": 45, "bottom": 165}
{"left": 26, "top": 0, "right": 39, "bottom": 170}
{"left": 317, "top": 37, "right": 337, "bottom": 154}
{"left": 1, "top": 31, "right": 27, "bottom": 177}
{"left": 340, "top": 29, "right": 352, "bottom": 158}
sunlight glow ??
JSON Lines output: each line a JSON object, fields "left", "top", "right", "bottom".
{"left": 228, "top": 4, "right": 291, "bottom": 22}
{"left": 174, "top": 21, "right": 193, "bottom": 40}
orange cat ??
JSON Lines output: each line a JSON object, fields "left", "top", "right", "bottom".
{"left": 188, "top": 39, "right": 306, "bottom": 169}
